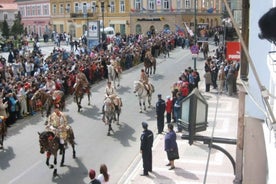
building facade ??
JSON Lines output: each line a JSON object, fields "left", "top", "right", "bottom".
{"left": 0, "top": 2, "right": 18, "bottom": 28}
{"left": 17, "top": 0, "right": 51, "bottom": 38}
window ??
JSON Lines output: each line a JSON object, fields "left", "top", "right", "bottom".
{"left": 19, "top": 7, "right": 25, "bottom": 17}
{"left": 74, "top": 3, "right": 79, "bottom": 13}
{"left": 136, "top": 24, "right": 142, "bottom": 34}
{"left": 43, "top": 4, "right": 49, "bottom": 15}
{"left": 52, "top": 4, "right": 57, "bottom": 14}
{"left": 60, "top": 24, "right": 64, "bottom": 33}
{"left": 110, "top": 1, "right": 115, "bottom": 13}
{"left": 66, "top": 3, "right": 70, "bottom": 13}
{"left": 185, "top": 0, "right": 191, "bottom": 8}
{"left": 37, "top": 5, "right": 41, "bottom": 15}
{"left": 91, "top": 2, "right": 97, "bottom": 12}
{"left": 120, "top": 24, "right": 125, "bottom": 34}
{"left": 149, "top": 0, "right": 155, "bottom": 10}
{"left": 60, "top": 4, "right": 64, "bottom": 14}
{"left": 26, "top": 6, "right": 31, "bottom": 16}
{"left": 32, "top": 5, "right": 36, "bottom": 15}
{"left": 120, "top": 0, "right": 125, "bottom": 12}
{"left": 135, "top": 0, "right": 141, "bottom": 10}
{"left": 163, "top": 0, "right": 169, "bottom": 9}
{"left": 83, "top": 2, "right": 87, "bottom": 14}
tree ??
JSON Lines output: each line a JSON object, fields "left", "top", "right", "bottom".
{"left": 1, "top": 19, "right": 10, "bottom": 39}
{"left": 11, "top": 11, "right": 24, "bottom": 36}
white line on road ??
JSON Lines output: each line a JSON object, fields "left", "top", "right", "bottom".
{"left": 8, "top": 160, "right": 42, "bottom": 184}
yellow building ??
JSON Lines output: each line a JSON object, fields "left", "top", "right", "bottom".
{"left": 49, "top": 0, "right": 222, "bottom": 38}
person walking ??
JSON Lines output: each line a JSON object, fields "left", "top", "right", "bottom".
{"left": 203, "top": 68, "right": 212, "bottom": 92}
{"left": 88, "top": 169, "right": 101, "bottom": 184}
{"left": 97, "top": 164, "right": 110, "bottom": 184}
{"left": 140, "top": 122, "right": 154, "bottom": 176}
{"left": 165, "top": 96, "right": 173, "bottom": 123}
{"left": 165, "top": 123, "right": 179, "bottom": 170}
{"left": 156, "top": 94, "right": 166, "bottom": 134}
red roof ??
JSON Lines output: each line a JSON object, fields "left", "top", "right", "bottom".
{"left": 0, "top": 3, "right": 18, "bottom": 10}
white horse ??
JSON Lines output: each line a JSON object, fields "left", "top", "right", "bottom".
{"left": 133, "top": 81, "right": 154, "bottom": 113}
{"left": 103, "top": 97, "right": 116, "bottom": 136}
{"left": 107, "top": 64, "right": 120, "bottom": 88}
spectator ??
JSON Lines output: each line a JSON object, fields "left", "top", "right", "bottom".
{"left": 88, "top": 169, "right": 101, "bottom": 184}
{"left": 174, "top": 92, "right": 182, "bottom": 132}
{"left": 97, "top": 164, "right": 110, "bottom": 184}
{"left": 165, "top": 95, "right": 173, "bottom": 123}
{"left": 203, "top": 68, "right": 211, "bottom": 92}
{"left": 156, "top": 94, "right": 166, "bottom": 134}
{"left": 165, "top": 123, "right": 179, "bottom": 170}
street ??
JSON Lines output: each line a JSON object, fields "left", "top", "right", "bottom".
{"left": 0, "top": 42, "right": 237, "bottom": 184}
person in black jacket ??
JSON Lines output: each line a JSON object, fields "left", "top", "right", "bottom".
{"left": 140, "top": 122, "right": 154, "bottom": 176}
{"left": 156, "top": 94, "right": 166, "bottom": 134}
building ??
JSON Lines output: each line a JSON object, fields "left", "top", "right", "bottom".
{"left": 0, "top": 0, "right": 18, "bottom": 28}
{"left": 16, "top": 0, "right": 51, "bottom": 38}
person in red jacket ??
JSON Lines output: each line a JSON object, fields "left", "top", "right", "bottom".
{"left": 165, "top": 96, "right": 173, "bottom": 123}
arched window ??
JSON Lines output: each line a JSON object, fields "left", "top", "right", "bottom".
{"left": 83, "top": 24, "right": 87, "bottom": 35}
{"left": 69, "top": 24, "right": 76, "bottom": 37}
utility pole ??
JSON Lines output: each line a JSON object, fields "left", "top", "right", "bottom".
{"left": 234, "top": 0, "right": 250, "bottom": 183}
{"left": 193, "top": 0, "right": 197, "bottom": 69}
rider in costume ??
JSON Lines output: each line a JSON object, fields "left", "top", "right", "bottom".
{"left": 74, "top": 66, "right": 89, "bottom": 90}
{"left": 46, "top": 107, "right": 70, "bottom": 149}
{"left": 140, "top": 69, "right": 151, "bottom": 94}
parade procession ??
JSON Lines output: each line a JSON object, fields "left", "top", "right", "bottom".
{"left": 3, "top": 0, "right": 272, "bottom": 184}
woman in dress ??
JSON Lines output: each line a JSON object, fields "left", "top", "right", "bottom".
{"left": 97, "top": 164, "right": 110, "bottom": 184}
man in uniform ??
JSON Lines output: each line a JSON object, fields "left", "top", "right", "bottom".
{"left": 46, "top": 107, "right": 70, "bottom": 150}
{"left": 140, "top": 121, "right": 154, "bottom": 176}
{"left": 156, "top": 94, "right": 166, "bottom": 134}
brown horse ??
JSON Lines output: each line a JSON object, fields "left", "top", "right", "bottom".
{"left": 74, "top": 81, "right": 91, "bottom": 112}
{"left": 144, "top": 55, "right": 156, "bottom": 75}
{"left": 38, "top": 128, "right": 76, "bottom": 177}
{"left": 31, "top": 89, "right": 65, "bottom": 123}
{"left": 0, "top": 118, "right": 7, "bottom": 149}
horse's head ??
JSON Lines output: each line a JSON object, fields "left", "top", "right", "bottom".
{"left": 38, "top": 131, "right": 55, "bottom": 154}
{"left": 133, "top": 81, "right": 141, "bottom": 93}
{"left": 31, "top": 89, "right": 42, "bottom": 101}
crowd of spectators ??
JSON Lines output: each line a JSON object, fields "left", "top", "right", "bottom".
{"left": 0, "top": 30, "right": 188, "bottom": 127}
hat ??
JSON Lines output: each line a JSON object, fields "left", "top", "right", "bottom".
{"left": 166, "top": 95, "right": 171, "bottom": 99}
{"left": 158, "top": 94, "right": 162, "bottom": 98}
{"left": 89, "top": 169, "right": 96, "bottom": 179}
{"left": 142, "top": 122, "right": 148, "bottom": 129}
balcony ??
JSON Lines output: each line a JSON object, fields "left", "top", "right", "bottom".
{"left": 70, "top": 12, "right": 95, "bottom": 19}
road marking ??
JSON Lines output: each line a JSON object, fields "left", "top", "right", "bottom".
{"left": 8, "top": 160, "right": 42, "bottom": 184}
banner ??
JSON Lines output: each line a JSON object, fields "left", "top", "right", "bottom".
{"left": 88, "top": 21, "right": 99, "bottom": 38}
{"left": 226, "top": 41, "right": 240, "bottom": 61}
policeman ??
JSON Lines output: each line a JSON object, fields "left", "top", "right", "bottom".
{"left": 156, "top": 94, "right": 166, "bottom": 134}
{"left": 140, "top": 122, "right": 154, "bottom": 176}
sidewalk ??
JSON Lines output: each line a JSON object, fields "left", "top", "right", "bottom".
{"left": 119, "top": 86, "right": 239, "bottom": 184}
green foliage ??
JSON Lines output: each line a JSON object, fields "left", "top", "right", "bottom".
{"left": 1, "top": 20, "right": 10, "bottom": 39}
{"left": 11, "top": 11, "right": 24, "bottom": 36}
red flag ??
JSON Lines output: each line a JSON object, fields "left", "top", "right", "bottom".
{"left": 131, "top": 8, "right": 135, "bottom": 12}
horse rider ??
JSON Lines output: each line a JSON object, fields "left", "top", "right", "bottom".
{"left": 46, "top": 107, "right": 70, "bottom": 150}
{"left": 102, "top": 81, "right": 122, "bottom": 122}
{"left": 140, "top": 69, "right": 152, "bottom": 94}
{"left": 44, "top": 76, "right": 56, "bottom": 94}
{"left": 74, "top": 66, "right": 89, "bottom": 90}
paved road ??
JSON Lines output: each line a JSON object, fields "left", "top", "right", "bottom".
{"left": 0, "top": 43, "right": 205, "bottom": 184}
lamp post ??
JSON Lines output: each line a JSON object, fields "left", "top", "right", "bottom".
{"left": 194, "top": 0, "right": 197, "bottom": 69}
{"left": 100, "top": 0, "right": 105, "bottom": 43}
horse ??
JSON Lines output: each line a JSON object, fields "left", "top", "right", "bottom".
{"left": 107, "top": 64, "right": 121, "bottom": 88}
{"left": 133, "top": 81, "right": 154, "bottom": 113}
{"left": 144, "top": 55, "right": 156, "bottom": 75}
{"left": 0, "top": 117, "right": 7, "bottom": 149}
{"left": 38, "top": 128, "right": 76, "bottom": 177}
{"left": 103, "top": 97, "right": 116, "bottom": 136}
{"left": 74, "top": 81, "right": 91, "bottom": 112}
{"left": 202, "top": 42, "right": 209, "bottom": 59}
{"left": 31, "top": 89, "right": 65, "bottom": 122}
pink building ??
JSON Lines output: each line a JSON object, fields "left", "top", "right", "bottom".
{"left": 17, "top": 0, "right": 51, "bottom": 39}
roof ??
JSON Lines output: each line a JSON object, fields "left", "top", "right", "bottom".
{"left": 0, "top": 3, "right": 18, "bottom": 10}
{"left": 0, "top": 0, "right": 15, "bottom": 3}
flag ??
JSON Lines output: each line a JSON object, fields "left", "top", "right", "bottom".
{"left": 207, "top": 7, "right": 216, "bottom": 13}
{"left": 130, "top": 8, "right": 135, "bottom": 12}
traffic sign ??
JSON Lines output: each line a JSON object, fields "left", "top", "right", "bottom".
{"left": 190, "top": 45, "right": 199, "bottom": 54}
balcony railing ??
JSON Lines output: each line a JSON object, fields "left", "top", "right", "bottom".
{"left": 70, "top": 12, "right": 95, "bottom": 18}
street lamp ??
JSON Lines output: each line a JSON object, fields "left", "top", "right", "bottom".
{"left": 194, "top": 0, "right": 197, "bottom": 69}
{"left": 100, "top": 0, "right": 110, "bottom": 43}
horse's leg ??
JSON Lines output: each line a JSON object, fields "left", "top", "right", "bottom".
{"left": 60, "top": 147, "right": 65, "bottom": 167}
{"left": 148, "top": 94, "right": 152, "bottom": 108}
{"left": 53, "top": 155, "right": 58, "bottom": 177}
{"left": 71, "top": 142, "right": 76, "bottom": 159}
{"left": 143, "top": 99, "right": 147, "bottom": 112}
{"left": 0, "top": 134, "right": 3, "bottom": 149}
{"left": 87, "top": 92, "right": 91, "bottom": 106}
{"left": 139, "top": 99, "right": 143, "bottom": 113}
